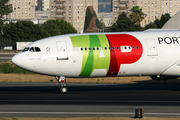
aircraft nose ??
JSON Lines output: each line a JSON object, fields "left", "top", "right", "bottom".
{"left": 12, "top": 53, "right": 22, "bottom": 67}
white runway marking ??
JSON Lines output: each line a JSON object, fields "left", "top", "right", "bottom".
{"left": 1, "top": 100, "right": 180, "bottom": 103}
{"left": 0, "top": 112, "right": 180, "bottom": 116}
{"left": 0, "top": 112, "right": 134, "bottom": 115}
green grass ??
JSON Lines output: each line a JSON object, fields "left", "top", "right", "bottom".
{"left": 0, "top": 62, "right": 34, "bottom": 74}
{"left": 50, "top": 79, "right": 54, "bottom": 82}
{"left": 12, "top": 118, "right": 19, "bottom": 120}
{"left": 0, "top": 118, "right": 8, "bottom": 120}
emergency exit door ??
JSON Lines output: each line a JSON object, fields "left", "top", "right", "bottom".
{"left": 146, "top": 39, "right": 158, "bottom": 56}
{"left": 56, "top": 41, "right": 68, "bottom": 60}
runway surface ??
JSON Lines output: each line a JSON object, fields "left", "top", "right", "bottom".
{"left": 0, "top": 53, "right": 16, "bottom": 62}
{"left": 0, "top": 82, "right": 180, "bottom": 117}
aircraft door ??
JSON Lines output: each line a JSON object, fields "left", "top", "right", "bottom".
{"left": 56, "top": 41, "right": 68, "bottom": 60}
{"left": 146, "top": 39, "right": 158, "bottom": 56}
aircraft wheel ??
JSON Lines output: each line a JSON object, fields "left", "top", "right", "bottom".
{"left": 58, "top": 87, "right": 67, "bottom": 94}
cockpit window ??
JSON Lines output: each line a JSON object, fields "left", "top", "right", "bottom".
{"left": 29, "top": 47, "right": 34, "bottom": 52}
{"left": 28, "top": 47, "right": 41, "bottom": 52}
{"left": 35, "top": 47, "right": 41, "bottom": 52}
{"left": 22, "top": 47, "right": 30, "bottom": 52}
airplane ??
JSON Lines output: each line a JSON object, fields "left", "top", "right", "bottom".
{"left": 12, "top": 30, "right": 180, "bottom": 93}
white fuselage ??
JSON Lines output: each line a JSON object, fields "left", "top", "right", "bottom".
{"left": 12, "top": 31, "right": 180, "bottom": 78}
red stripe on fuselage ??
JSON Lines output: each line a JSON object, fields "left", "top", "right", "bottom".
{"left": 106, "top": 34, "right": 143, "bottom": 76}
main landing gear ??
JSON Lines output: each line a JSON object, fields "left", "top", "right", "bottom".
{"left": 55, "top": 76, "right": 67, "bottom": 94}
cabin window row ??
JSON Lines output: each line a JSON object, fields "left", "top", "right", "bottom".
{"left": 80, "top": 46, "right": 139, "bottom": 51}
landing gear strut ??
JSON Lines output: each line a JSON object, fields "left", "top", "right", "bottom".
{"left": 55, "top": 76, "right": 67, "bottom": 94}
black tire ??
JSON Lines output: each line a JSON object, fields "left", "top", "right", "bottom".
{"left": 58, "top": 87, "right": 67, "bottom": 94}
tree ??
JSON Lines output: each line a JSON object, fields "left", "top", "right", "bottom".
{"left": 0, "top": 0, "right": 12, "bottom": 19}
{"left": 110, "top": 12, "right": 144, "bottom": 32}
{"left": 154, "top": 19, "right": 162, "bottom": 28}
{"left": 41, "top": 19, "right": 78, "bottom": 36}
{"left": 2, "top": 21, "right": 50, "bottom": 41}
{"left": 151, "top": 13, "right": 171, "bottom": 28}
{"left": 160, "top": 13, "right": 171, "bottom": 28}
{"left": 0, "top": 0, "right": 13, "bottom": 33}
{"left": 144, "top": 22, "right": 157, "bottom": 30}
{"left": 143, "top": 13, "right": 171, "bottom": 30}
{"left": 129, "top": 6, "right": 144, "bottom": 24}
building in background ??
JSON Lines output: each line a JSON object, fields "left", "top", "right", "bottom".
{"left": 137, "top": 0, "right": 161, "bottom": 27}
{"left": 113, "top": 0, "right": 129, "bottom": 23}
{"left": 34, "top": 11, "right": 50, "bottom": 24}
{"left": 98, "top": 12, "right": 113, "bottom": 27}
{"left": 50, "top": 0, "right": 98, "bottom": 33}
{"left": 7, "top": 0, "right": 35, "bottom": 21}
{"left": 7, "top": 0, "right": 50, "bottom": 24}
{"left": 112, "top": 0, "right": 180, "bottom": 27}
{"left": 43, "top": 0, "right": 50, "bottom": 11}
{"left": 36, "top": 0, "right": 42, "bottom": 11}
{"left": 161, "top": 0, "right": 180, "bottom": 17}
{"left": 36, "top": 0, "right": 49, "bottom": 11}
{"left": 98, "top": 0, "right": 113, "bottom": 28}
{"left": 8, "top": 0, "right": 180, "bottom": 31}
{"left": 98, "top": 0, "right": 112, "bottom": 13}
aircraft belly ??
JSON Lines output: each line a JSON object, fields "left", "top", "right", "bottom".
{"left": 90, "top": 69, "right": 107, "bottom": 77}
{"left": 117, "top": 53, "right": 180, "bottom": 76}
{"left": 118, "top": 62, "right": 163, "bottom": 76}
{"left": 161, "top": 60, "right": 180, "bottom": 76}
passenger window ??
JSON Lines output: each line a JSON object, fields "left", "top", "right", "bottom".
{"left": 81, "top": 48, "right": 83, "bottom": 51}
{"left": 89, "top": 48, "right": 91, "bottom": 51}
{"left": 85, "top": 48, "right": 87, "bottom": 51}
{"left": 132, "top": 46, "right": 135, "bottom": 49}
{"left": 22, "top": 47, "right": 30, "bottom": 52}
{"left": 109, "top": 47, "right": 111, "bottom": 50}
{"left": 117, "top": 47, "right": 119, "bottom": 50}
{"left": 105, "top": 47, "right": 107, "bottom": 50}
{"left": 29, "top": 47, "right": 34, "bottom": 52}
{"left": 93, "top": 47, "right": 95, "bottom": 50}
{"left": 35, "top": 47, "right": 41, "bottom": 52}
{"left": 136, "top": 46, "right": 139, "bottom": 49}
{"left": 97, "top": 47, "right": 99, "bottom": 50}
{"left": 112, "top": 47, "right": 115, "bottom": 50}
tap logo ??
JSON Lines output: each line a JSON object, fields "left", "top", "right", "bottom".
{"left": 71, "top": 34, "right": 143, "bottom": 77}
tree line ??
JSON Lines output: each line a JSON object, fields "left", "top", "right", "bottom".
{"left": 0, "top": 0, "right": 78, "bottom": 49}
{"left": 109, "top": 6, "right": 171, "bottom": 32}
{"left": 2, "top": 20, "right": 78, "bottom": 41}
{"left": 0, "top": 0, "right": 171, "bottom": 49}
{"left": 0, "top": 20, "right": 78, "bottom": 49}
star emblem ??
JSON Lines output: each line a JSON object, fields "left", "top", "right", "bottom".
{"left": 46, "top": 47, "right": 50, "bottom": 51}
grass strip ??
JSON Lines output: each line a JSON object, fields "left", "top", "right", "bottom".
{"left": 0, "top": 61, "right": 33, "bottom": 74}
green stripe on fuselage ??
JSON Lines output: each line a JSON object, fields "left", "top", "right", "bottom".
{"left": 70, "top": 35, "right": 89, "bottom": 73}
{"left": 70, "top": 35, "right": 110, "bottom": 77}
{"left": 94, "top": 35, "right": 110, "bottom": 74}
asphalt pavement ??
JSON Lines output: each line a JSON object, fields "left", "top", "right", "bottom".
{"left": 0, "top": 53, "right": 16, "bottom": 61}
{"left": 0, "top": 83, "right": 180, "bottom": 117}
